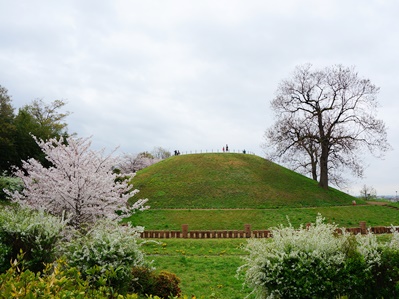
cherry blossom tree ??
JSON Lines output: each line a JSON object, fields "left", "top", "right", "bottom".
{"left": 118, "top": 151, "right": 160, "bottom": 173}
{"left": 7, "top": 135, "right": 149, "bottom": 228}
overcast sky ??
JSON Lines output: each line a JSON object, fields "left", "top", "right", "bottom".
{"left": 0, "top": 0, "right": 398, "bottom": 196}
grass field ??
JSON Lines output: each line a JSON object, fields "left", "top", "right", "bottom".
{"left": 126, "top": 204, "right": 399, "bottom": 230}
{"left": 140, "top": 239, "right": 255, "bottom": 299}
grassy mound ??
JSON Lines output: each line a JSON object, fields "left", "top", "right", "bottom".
{"left": 130, "top": 153, "right": 357, "bottom": 209}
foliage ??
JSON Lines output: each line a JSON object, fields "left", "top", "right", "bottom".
{"left": 0, "top": 255, "right": 139, "bottom": 299}
{"left": 61, "top": 219, "right": 147, "bottom": 294}
{"left": 239, "top": 215, "right": 399, "bottom": 299}
{"left": 264, "top": 64, "right": 390, "bottom": 189}
{"left": 131, "top": 153, "right": 355, "bottom": 209}
{"left": 0, "top": 206, "right": 67, "bottom": 273}
{"left": 20, "top": 98, "right": 70, "bottom": 137}
{"left": 153, "top": 271, "right": 181, "bottom": 298}
{"left": 0, "top": 85, "right": 17, "bottom": 173}
{"left": 6, "top": 135, "right": 149, "bottom": 228}
{"left": 0, "top": 173, "right": 23, "bottom": 201}
{"left": 130, "top": 267, "right": 181, "bottom": 298}
{"left": 0, "top": 93, "right": 71, "bottom": 173}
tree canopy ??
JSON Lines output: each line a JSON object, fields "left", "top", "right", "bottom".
{"left": 264, "top": 64, "right": 391, "bottom": 189}
{"left": 0, "top": 85, "right": 70, "bottom": 173}
{"left": 0, "top": 86, "right": 17, "bottom": 172}
{"left": 6, "top": 135, "right": 149, "bottom": 228}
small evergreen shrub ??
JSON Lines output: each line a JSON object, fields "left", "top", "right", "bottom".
{"left": 153, "top": 270, "right": 181, "bottom": 299}
{"left": 62, "top": 219, "right": 147, "bottom": 294}
{"left": 130, "top": 267, "right": 181, "bottom": 298}
{"left": 0, "top": 206, "right": 67, "bottom": 273}
{"left": 131, "top": 266, "right": 155, "bottom": 294}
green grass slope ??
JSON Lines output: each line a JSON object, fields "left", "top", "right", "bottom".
{"left": 130, "top": 153, "right": 357, "bottom": 209}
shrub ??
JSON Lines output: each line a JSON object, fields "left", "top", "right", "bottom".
{"left": 239, "top": 214, "right": 399, "bottom": 299}
{"left": 130, "top": 267, "right": 181, "bottom": 298}
{"left": 0, "top": 234, "right": 10, "bottom": 271}
{"left": 0, "top": 255, "right": 139, "bottom": 299}
{"left": 62, "top": 219, "right": 147, "bottom": 294}
{"left": 131, "top": 266, "right": 155, "bottom": 295}
{"left": 0, "top": 206, "right": 67, "bottom": 273}
{"left": 0, "top": 173, "right": 23, "bottom": 201}
{"left": 153, "top": 270, "right": 181, "bottom": 298}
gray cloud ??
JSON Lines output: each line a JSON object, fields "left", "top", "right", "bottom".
{"left": 0, "top": 0, "right": 398, "bottom": 196}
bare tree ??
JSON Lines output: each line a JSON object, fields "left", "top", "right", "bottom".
{"left": 359, "top": 185, "right": 377, "bottom": 200}
{"left": 264, "top": 64, "right": 390, "bottom": 189}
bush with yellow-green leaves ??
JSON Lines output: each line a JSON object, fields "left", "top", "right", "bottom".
{"left": 0, "top": 254, "right": 138, "bottom": 299}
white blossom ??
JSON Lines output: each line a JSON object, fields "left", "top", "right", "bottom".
{"left": 7, "top": 135, "right": 149, "bottom": 228}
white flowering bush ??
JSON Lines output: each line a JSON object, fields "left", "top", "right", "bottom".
{"left": 61, "top": 219, "right": 147, "bottom": 293}
{"left": 6, "top": 135, "right": 149, "bottom": 229}
{"left": 238, "top": 214, "right": 399, "bottom": 299}
{"left": 0, "top": 206, "right": 67, "bottom": 273}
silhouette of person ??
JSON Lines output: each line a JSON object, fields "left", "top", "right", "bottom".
{"left": 226, "top": 144, "right": 229, "bottom": 152}
{"left": 222, "top": 147, "right": 225, "bottom": 152}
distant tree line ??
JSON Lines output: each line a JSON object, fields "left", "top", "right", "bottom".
{"left": 0, "top": 85, "right": 70, "bottom": 174}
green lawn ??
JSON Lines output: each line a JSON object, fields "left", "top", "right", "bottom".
{"left": 140, "top": 239, "right": 255, "bottom": 299}
{"left": 126, "top": 205, "right": 399, "bottom": 231}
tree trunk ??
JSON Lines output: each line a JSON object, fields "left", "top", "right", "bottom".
{"left": 318, "top": 144, "right": 329, "bottom": 189}
{"left": 310, "top": 154, "right": 318, "bottom": 181}
{"left": 311, "top": 165, "right": 318, "bottom": 181}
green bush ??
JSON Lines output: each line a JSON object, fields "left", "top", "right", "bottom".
{"left": 0, "top": 255, "right": 139, "bottom": 299}
{"left": 0, "top": 206, "right": 67, "bottom": 273}
{"left": 239, "top": 214, "right": 399, "bottom": 299}
{"left": 130, "top": 267, "right": 181, "bottom": 298}
{"left": 0, "top": 234, "right": 10, "bottom": 271}
{"left": 369, "top": 248, "right": 399, "bottom": 298}
{"left": 153, "top": 271, "right": 181, "bottom": 299}
{"left": 0, "top": 173, "right": 23, "bottom": 201}
{"left": 62, "top": 219, "right": 147, "bottom": 294}
{"left": 131, "top": 266, "right": 154, "bottom": 295}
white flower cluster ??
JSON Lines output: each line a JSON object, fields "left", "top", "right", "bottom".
{"left": 239, "top": 214, "right": 396, "bottom": 299}
{"left": 0, "top": 207, "right": 68, "bottom": 246}
{"left": 62, "top": 219, "right": 146, "bottom": 281}
{"left": 0, "top": 207, "right": 67, "bottom": 271}
{"left": 6, "top": 135, "right": 149, "bottom": 228}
